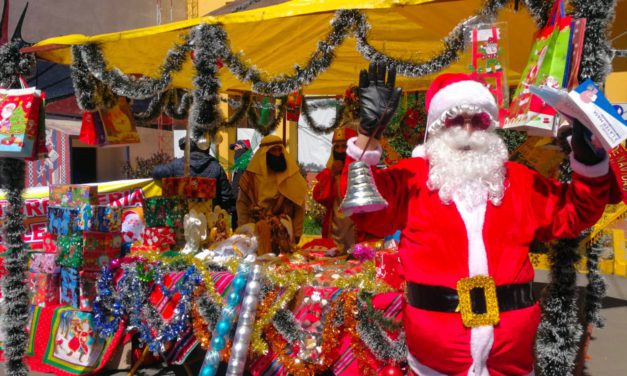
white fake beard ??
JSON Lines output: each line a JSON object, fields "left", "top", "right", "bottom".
{"left": 425, "top": 127, "right": 509, "bottom": 208}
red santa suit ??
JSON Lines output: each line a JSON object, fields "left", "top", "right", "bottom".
{"left": 313, "top": 127, "right": 358, "bottom": 250}
{"left": 341, "top": 74, "right": 617, "bottom": 376}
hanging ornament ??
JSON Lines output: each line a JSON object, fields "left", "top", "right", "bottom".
{"left": 286, "top": 91, "right": 302, "bottom": 122}
{"left": 378, "top": 365, "right": 404, "bottom": 376}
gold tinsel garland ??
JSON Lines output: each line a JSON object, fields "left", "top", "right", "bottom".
{"left": 133, "top": 251, "right": 226, "bottom": 306}
{"left": 263, "top": 291, "right": 347, "bottom": 375}
{"left": 251, "top": 267, "right": 313, "bottom": 354}
{"left": 192, "top": 285, "right": 212, "bottom": 350}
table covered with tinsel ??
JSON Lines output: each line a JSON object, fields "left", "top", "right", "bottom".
{"left": 88, "top": 238, "right": 408, "bottom": 376}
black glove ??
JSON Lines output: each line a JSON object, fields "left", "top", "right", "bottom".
{"left": 358, "top": 62, "right": 403, "bottom": 139}
{"left": 571, "top": 119, "right": 606, "bottom": 166}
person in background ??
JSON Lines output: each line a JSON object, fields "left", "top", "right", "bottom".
{"left": 313, "top": 127, "right": 358, "bottom": 252}
{"left": 236, "top": 135, "right": 307, "bottom": 252}
{"left": 229, "top": 139, "right": 252, "bottom": 229}
{"left": 152, "top": 137, "right": 234, "bottom": 212}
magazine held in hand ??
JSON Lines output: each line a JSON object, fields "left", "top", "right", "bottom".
{"left": 529, "top": 79, "right": 627, "bottom": 151}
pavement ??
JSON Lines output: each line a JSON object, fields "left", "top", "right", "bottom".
{"left": 1, "top": 271, "right": 625, "bottom": 375}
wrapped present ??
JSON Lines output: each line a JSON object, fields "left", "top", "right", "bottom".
{"left": 49, "top": 184, "right": 98, "bottom": 207}
{"left": 79, "top": 270, "right": 99, "bottom": 311}
{"left": 144, "top": 197, "right": 185, "bottom": 228}
{"left": 47, "top": 206, "right": 82, "bottom": 236}
{"left": 83, "top": 231, "right": 122, "bottom": 271}
{"left": 90, "top": 205, "right": 122, "bottom": 232}
{"left": 130, "top": 244, "right": 167, "bottom": 254}
{"left": 143, "top": 198, "right": 169, "bottom": 227}
{"left": 42, "top": 232, "right": 58, "bottom": 253}
{"left": 29, "top": 272, "right": 60, "bottom": 307}
{"left": 76, "top": 204, "right": 93, "bottom": 231}
{"left": 143, "top": 226, "right": 176, "bottom": 248}
{"left": 56, "top": 234, "right": 84, "bottom": 268}
{"left": 60, "top": 267, "right": 79, "bottom": 308}
{"left": 375, "top": 250, "right": 404, "bottom": 290}
{"left": 30, "top": 252, "right": 60, "bottom": 274}
{"left": 162, "top": 177, "right": 216, "bottom": 199}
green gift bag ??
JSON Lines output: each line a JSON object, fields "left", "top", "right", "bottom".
{"left": 505, "top": 0, "right": 573, "bottom": 136}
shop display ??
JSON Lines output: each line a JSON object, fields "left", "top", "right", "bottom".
{"left": 0, "top": 1, "right": 622, "bottom": 375}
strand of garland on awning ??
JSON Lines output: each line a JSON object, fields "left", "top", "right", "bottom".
{"left": 68, "top": 1, "right": 522, "bottom": 139}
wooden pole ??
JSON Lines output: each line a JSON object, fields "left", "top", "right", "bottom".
{"left": 127, "top": 346, "right": 149, "bottom": 376}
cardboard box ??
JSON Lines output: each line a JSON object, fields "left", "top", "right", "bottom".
{"left": 47, "top": 206, "right": 82, "bottom": 236}
{"left": 82, "top": 231, "right": 122, "bottom": 271}
{"left": 162, "top": 177, "right": 216, "bottom": 199}
{"left": 29, "top": 253, "right": 60, "bottom": 274}
{"left": 60, "top": 267, "right": 79, "bottom": 308}
{"left": 56, "top": 234, "right": 84, "bottom": 268}
{"left": 79, "top": 270, "right": 99, "bottom": 311}
{"left": 144, "top": 198, "right": 185, "bottom": 228}
{"left": 90, "top": 205, "right": 123, "bottom": 232}
{"left": 49, "top": 184, "right": 98, "bottom": 207}
{"left": 29, "top": 272, "right": 60, "bottom": 307}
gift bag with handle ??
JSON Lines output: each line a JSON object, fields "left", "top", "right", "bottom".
{"left": 79, "top": 97, "right": 139, "bottom": 146}
{"left": 0, "top": 77, "right": 44, "bottom": 158}
{"left": 505, "top": 0, "right": 573, "bottom": 136}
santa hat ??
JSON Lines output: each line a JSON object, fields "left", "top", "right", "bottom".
{"left": 425, "top": 73, "right": 498, "bottom": 133}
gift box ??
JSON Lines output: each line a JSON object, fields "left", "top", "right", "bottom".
{"left": 130, "top": 244, "right": 167, "bottom": 254}
{"left": 144, "top": 198, "right": 185, "bottom": 227}
{"left": 42, "top": 232, "right": 58, "bottom": 253}
{"left": 60, "top": 267, "right": 79, "bottom": 308}
{"left": 82, "top": 231, "right": 122, "bottom": 271}
{"left": 47, "top": 206, "right": 82, "bottom": 236}
{"left": 143, "top": 226, "right": 176, "bottom": 247}
{"left": 49, "top": 184, "right": 98, "bottom": 207}
{"left": 90, "top": 205, "right": 122, "bottom": 232}
{"left": 30, "top": 253, "right": 60, "bottom": 274}
{"left": 56, "top": 234, "right": 84, "bottom": 268}
{"left": 375, "top": 250, "right": 404, "bottom": 290}
{"left": 79, "top": 270, "right": 99, "bottom": 311}
{"left": 162, "top": 177, "right": 216, "bottom": 200}
{"left": 29, "top": 272, "right": 60, "bottom": 307}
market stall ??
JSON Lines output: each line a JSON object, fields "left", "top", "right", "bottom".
{"left": 0, "top": 0, "right": 624, "bottom": 375}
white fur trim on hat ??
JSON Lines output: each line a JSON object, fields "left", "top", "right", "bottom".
{"left": 426, "top": 80, "right": 498, "bottom": 132}
{"left": 412, "top": 144, "right": 426, "bottom": 159}
{"left": 346, "top": 137, "right": 382, "bottom": 166}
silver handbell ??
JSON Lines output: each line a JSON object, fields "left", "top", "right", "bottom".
{"left": 339, "top": 161, "right": 388, "bottom": 216}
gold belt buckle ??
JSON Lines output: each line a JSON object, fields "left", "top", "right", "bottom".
{"left": 456, "top": 275, "right": 500, "bottom": 328}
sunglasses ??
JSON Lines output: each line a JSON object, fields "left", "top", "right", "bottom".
{"left": 443, "top": 111, "right": 492, "bottom": 130}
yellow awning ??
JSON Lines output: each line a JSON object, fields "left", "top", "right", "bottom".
{"left": 33, "top": 0, "right": 538, "bottom": 95}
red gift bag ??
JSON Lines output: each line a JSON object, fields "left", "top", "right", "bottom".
{"left": 79, "top": 97, "right": 139, "bottom": 146}
{"left": 79, "top": 111, "right": 106, "bottom": 145}
{"left": 0, "top": 78, "right": 44, "bottom": 158}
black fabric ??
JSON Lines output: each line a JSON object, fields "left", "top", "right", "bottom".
{"left": 178, "top": 137, "right": 201, "bottom": 153}
{"left": 266, "top": 153, "right": 287, "bottom": 172}
{"left": 332, "top": 150, "right": 346, "bottom": 162}
{"left": 152, "top": 152, "right": 234, "bottom": 211}
{"left": 406, "top": 282, "right": 535, "bottom": 313}
{"left": 571, "top": 119, "right": 606, "bottom": 166}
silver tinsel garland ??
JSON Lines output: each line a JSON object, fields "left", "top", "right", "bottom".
{"left": 69, "top": 1, "right": 517, "bottom": 137}
{"left": 0, "top": 159, "right": 29, "bottom": 376}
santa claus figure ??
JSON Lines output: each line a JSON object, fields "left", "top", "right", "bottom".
{"left": 342, "top": 63, "right": 617, "bottom": 375}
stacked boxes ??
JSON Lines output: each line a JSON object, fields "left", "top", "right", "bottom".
{"left": 35, "top": 184, "right": 123, "bottom": 311}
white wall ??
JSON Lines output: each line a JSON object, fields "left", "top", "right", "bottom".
{"left": 128, "top": 127, "right": 174, "bottom": 168}
{"left": 8, "top": 0, "right": 187, "bottom": 42}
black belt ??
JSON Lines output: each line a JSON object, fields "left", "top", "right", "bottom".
{"left": 406, "top": 281, "right": 535, "bottom": 314}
